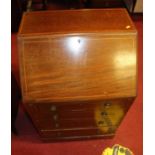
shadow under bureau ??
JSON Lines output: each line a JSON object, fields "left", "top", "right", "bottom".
{"left": 18, "top": 8, "right": 137, "bottom": 141}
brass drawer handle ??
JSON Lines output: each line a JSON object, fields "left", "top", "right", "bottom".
{"left": 104, "top": 102, "right": 111, "bottom": 107}
{"left": 50, "top": 105, "right": 57, "bottom": 112}
{"left": 53, "top": 114, "right": 58, "bottom": 121}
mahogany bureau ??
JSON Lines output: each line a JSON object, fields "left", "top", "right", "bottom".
{"left": 18, "top": 8, "right": 137, "bottom": 141}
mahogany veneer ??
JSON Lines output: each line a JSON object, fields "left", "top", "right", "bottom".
{"left": 18, "top": 8, "right": 137, "bottom": 141}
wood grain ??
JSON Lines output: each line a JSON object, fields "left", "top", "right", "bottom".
{"left": 19, "top": 34, "right": 137, "bottom": 103}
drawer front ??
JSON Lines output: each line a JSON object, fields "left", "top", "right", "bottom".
{"left": 40, "top": 127, "right": 116, "bottom": 140}
{"left": 26, "top": 98, "right": 132, "bottom": 131}
{"left": 30, "top": 102, "right": 95, "bottom": 119}
{"left": 35, "top": 118, "right": 111, "bottom": 130}
{"left": 27, "top": 98, "right": 131, "bottom": 118}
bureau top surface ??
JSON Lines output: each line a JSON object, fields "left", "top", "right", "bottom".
{"left": 18, "top": 8, "right": 136, "bottom": 36}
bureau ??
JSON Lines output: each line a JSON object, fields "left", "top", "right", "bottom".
{"left": 18, "top": 8, "right": 137, "bottom": 141}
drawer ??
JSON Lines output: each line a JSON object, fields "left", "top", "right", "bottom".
{"left": 27, "top": 101, "right": 96, "bottom": 119}
{"left": 27, "top": 98, "right": 131, "bottom": 120}
{"left": 34, "top": 117, "right": 117, "bottom": 130}
{"left": 35, "top": 118, "right": 97, "bottom": 130}
{"left": 40, "top": 127, "right": 117, "bottom": 140}
{"left": 37, "top": 102, "right": 95, "bottom": 115}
